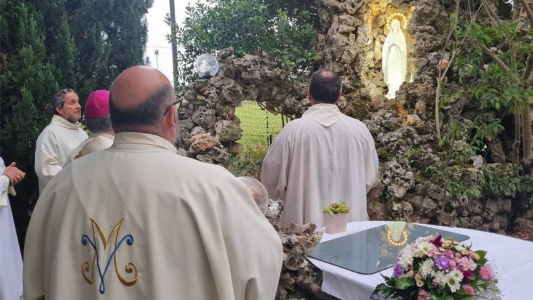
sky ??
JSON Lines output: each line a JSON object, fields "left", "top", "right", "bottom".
{"left": 145, "top": 0, "right": 196, "bottom": 84}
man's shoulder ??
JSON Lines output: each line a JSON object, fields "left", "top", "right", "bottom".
{"left": 36, "top": 121, "right": 58, "bottom": 140}
{"left": 340, "top": 114, "right": 366, "bottom": 125}
{"left": 173, "top": 154, "right": 232, "bottom": 175}
{"left": 281, "top": 118, "right": 306, "bottom": 131}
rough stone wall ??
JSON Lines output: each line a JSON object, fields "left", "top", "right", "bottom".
{"left": 315, "top": 0, "right": 450, "bottom": 113}
{"left": 178, "top": 0, "right": 514, "bottom": 231}
{"left": 177, "top": 48, "right": 309, "bottom": 162}
{"left": 177, "top": 1, "right": 522, "bottom": 298}
{"left": 313, "top": 0, "right": 513, "bottom": 233}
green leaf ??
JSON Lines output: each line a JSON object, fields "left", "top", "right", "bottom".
{"left": 395, "top": 277, "right": 415, "bottom": 290}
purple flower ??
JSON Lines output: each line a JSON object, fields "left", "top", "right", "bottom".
{"left": 434, "top": 256, "right": 450, "bottom": 270}
{"left": 393, "top": 263, "right": 404, "bottom": 279}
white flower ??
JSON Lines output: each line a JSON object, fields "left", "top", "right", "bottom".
{"left": 433, "top": 270, "right": 448, "bottom": 287}
{"left": 446, "top": 270, "right": 464, "bottom": 292}
{"left": 454, "top": 242, "right": 467, "bottom": 252}
{"left": 397, "top": 246, "right": 414, "bottom": 269}
{"left": 417, "top": 241, "right": 436, "bottom": 254}
{"left": 419, "top": 259, "right": 435, "bottom": 278}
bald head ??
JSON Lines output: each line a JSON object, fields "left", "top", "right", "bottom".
{"left": 109, "top": 66, "right": 175, "bottom": 136}
{"left": 110, "top": 66, "right": 170, "bottom": 110}
{"left": 238, "top": 176, "right": 269, "bottom": 214}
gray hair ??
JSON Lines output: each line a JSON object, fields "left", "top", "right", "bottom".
{"left": 110, "top": 85, "right": 173, "bottom": 131}
{"left": 85, "top": 115, "right": 113, "bottom": 133}
{"left": 51, "top": 88, "right": 75, "bottom": 115}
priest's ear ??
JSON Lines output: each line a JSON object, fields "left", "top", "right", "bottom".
{"left": 335, "top": 89, "right": 343, "bottom": 104}
{"left": 163, "top": 105, "right": 177, "bottom": 127}
{"left": 307, "top": 89, "right": 316, "bottom": 105}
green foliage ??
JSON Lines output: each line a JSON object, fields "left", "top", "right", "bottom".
{"left": 225, "top": 101, "right": 283, "bottom": 178}
{"left": 268, "top": 10, "right": 317, "bottom": 68}
{"left": 321, "top": 202, "right": 350, "bottom": 215}
{"left": 54, "top": 16, "right": 78, "bottom": 89}
{"left": 235, "top": 101, "right": 283, "bottom": 147}
{"left": 0, "top": 1, "right": 58, "bottom": 168}
{"left": 425, "top": 142, "right": 532, "bottom": 203}
{"left": 172, "top": 0, "right": 317, "bottom": 89}
{"left": 435, "top": 7, "right": 533, "bottom": 210}
{"left": 223, "top": 145, "right": 267, "bottom": 179}
{"left": 374, "top": 274, "right": 417, "bottom": 300}
{"left": 445, "top": 11, "right": 533, "bottom": 146}
{"left": 481, "top": 164, "right": 533, "bottom": 198}
{"left": 33, "top": 0, "right": 152, "bottom": 97}
{"left": 423, "top": 129, "right": 482, "bottom": 201}
{"left": 0, "top": 1, "right": 61, "bottom": 246}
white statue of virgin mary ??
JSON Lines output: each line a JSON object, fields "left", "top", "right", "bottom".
{"left": 382, "top": 19, "right": 407, "bottom": 99}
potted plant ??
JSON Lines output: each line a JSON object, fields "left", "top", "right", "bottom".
{"left": 321, "top": 202, "right": 350, "bottom": 234}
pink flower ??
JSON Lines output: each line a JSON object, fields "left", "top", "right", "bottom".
{"left": 461, "top": 257, "right": 477, "bottom": 271}
{"left": 463, "top": 285, "right": 475, "bottom": 295}
{"left": 479, "top": 265, "right": 494, "bottom": 280}
{"left": 444, "top": 249, "right": 454, "bottom": 258}
{"left": 449, "top": 260, "right": 457, "bottom": 269}
{"left": 417, "top": 289, "right": 430, "bottom": 300}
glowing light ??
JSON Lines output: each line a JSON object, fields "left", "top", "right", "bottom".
{"left": 385, "top": 12, "right": 408, "bottom": 32}
{"left": 387, "top": 229, "right": 409, "bottom": 247}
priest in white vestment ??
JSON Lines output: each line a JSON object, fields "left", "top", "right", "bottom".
{"left": 35, "top": 88, "right": 88, "bottom": 193}
{"left": 0, "top": 157, "right": 25, "bottom": 300}
{"left": 261, "top": 69, "right": 380, "bottom": 228}
{"left": 24, "top": 66, "right": 283, "bottom": 300}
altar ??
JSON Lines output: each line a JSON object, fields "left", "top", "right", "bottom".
{"left": 307, "top": 221, "right": 533, "bottom": 300}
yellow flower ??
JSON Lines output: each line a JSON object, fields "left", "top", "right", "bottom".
{"left": 416, "top": 279, "right": 424, "bottom": 287}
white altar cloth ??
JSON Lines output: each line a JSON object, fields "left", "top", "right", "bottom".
{"left": 308, "top": 221, "right": 533, "bottom": 300}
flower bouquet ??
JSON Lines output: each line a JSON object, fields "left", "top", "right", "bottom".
{"left": 372, "top": 234, "right": 501, "bottom": 300}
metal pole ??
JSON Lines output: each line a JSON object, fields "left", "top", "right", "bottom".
{"left": 169, "top": 0, "right": 179, "bottom": 90}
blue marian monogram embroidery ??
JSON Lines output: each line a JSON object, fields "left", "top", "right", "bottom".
{"left": 81, "top": 217, "right": 137, "bottom": 294}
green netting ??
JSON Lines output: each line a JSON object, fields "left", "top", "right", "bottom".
{"left": 235, "top": 101, "right": 284, "bottom": 147}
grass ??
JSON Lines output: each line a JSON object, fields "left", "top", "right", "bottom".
{"left": 235, "top": 100, "right": 284, "bottom": 147}
{"left": 225, "top": 101, "right": 285, "bottom": 178}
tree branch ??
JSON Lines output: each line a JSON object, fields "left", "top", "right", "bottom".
{"left": 518, "top": 0, "right": 533, "bottom": 27}
{"left": 522, "top": 56, "right": 533, "bottom": 81}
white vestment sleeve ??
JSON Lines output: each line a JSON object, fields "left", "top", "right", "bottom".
{"left": 35, "top": 131, "right": 63, "bottom": 187}
{"left": 0, "top": 175, "right": 9, "bottom": 207}
{"left": 363, "top": 129, "right": 380, "bottom": 192}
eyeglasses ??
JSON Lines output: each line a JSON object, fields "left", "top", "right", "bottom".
{"left": 163, "top": 96, "right": 183, "bottom": 116}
